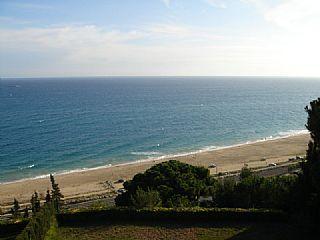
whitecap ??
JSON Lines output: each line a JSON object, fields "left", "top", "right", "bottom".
{"left": 19, "top": 164, "right": 36, "bottom": 170}
{"left": 131, "top": 151, "right": 162, "bottom": 156}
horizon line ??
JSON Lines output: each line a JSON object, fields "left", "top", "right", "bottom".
{"left": 2, "top": 75, "right": 320, "bottom": 79}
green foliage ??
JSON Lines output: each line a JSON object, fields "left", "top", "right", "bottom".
{"left": 234, "top": 174, "right": 264, "bottom": 208}
{"left": 11, "top": 198, "right": 21, "bottom": 219}
{"left": 57, "top": 207, "right": 286, "bottom": 226}
{"left": 296, "top": 98, "right": 320, "bottom": 222}
{"left": 50, "top": 174, "right": 64, "bottom": 213}
{"left": 115, "top": 160, "right": 215, "bottom": 207}
{"left": 23, "top": 207, "right": 29, "bottom": 219}
{"left": 0, "top": 220, "right": 28, "bottom": 239}
{"left": 31, "top": 191, "right": 41, "bottom": 214}
{"left": 45, "top": 190, "right": 51, "bottom": 203}
{"left": 214, "top": 174, "right": 297, "bottom": 210}
{"left": 44, "top": 216, "right": 59, "bottom": 240}
{"left": 215, "top": 178, "right": 236, "bottom": 207}
{"left": 239, "top": 167, "right": 253, "bottom": 180}
{"left": 131, "top": 188, "right": 162, "bottom": 209}
{"left": 16, "top": 202, "right": 56, "bottom": 240}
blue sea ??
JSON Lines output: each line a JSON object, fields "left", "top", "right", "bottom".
{"left": 1, "top": 77, "right": 319, "bottom": 183}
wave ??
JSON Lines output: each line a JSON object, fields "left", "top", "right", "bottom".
{"left": 18, "top": 164, "right": 36, "bottom": 170}
{"left": 278, "top": 129, "right": 308, "bottom": 136}
{"left": 131, "top": 151, "right": 162, "bottom": 156}
{"left": 0, "top": 128, "right": 309, "bottom": 185}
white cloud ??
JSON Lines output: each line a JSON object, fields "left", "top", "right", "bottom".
{"left": 242, "top": 0, "right": 320, "bottom": 30}
{"left": 162, "top": 0, "right": 171, "bottom": 8}
{"left": 1, "top": 19, "right": 320, "bottom": 77}
{"left": 264, "top": 0, "right": 320, "bottom": 29}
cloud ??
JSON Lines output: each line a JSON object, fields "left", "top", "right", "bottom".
{"left": 264, "top": 0, "right": 320, "bottom": 29}
{"left": 0, "top": 24, "right": 263, "bottom": 77}
{"left": 162, "top": 0, "right": 171, "bottom": 8}
{"left": 242, "top": 0, "right": 320, "bottom": 30}
{"left": 1, "top": 21, "right": 320, "bottom": 77}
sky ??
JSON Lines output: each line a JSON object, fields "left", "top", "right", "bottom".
{"left": 0, "top": 0, "right": 320, "bottom": 77}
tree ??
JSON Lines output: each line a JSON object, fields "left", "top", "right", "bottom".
{"left": 11, "top": 198, "right": 20, "bottom": 219}
{"left": 50, "top": 174, "right": 64, "bottom": 213}
{"left": 30, "top": 191, "right": 41, "bottom": 214}
{"left": 299, "top": 98, "right": 320, "bottom": 220}
{"left": 45, "top": 190, "right": 51, "bottom": 203}
{"left": 23, "top": 207, "right": 29, "bottom": 219}
{"left": 116, "top": 160, "right": 215, "bottom": 207}
{"left": 131, "top": 188, "right": 162, "bottom": 209}
{"left": 239, "top": 167, "right": 253, "bottom": 180}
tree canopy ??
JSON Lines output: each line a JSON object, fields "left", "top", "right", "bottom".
{"left": 115, "top": 160, "right": 215, "bottom": 207}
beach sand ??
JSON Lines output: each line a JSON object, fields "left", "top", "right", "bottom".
{"left": 0, "top": 134, "right": 310, "bottom": 206}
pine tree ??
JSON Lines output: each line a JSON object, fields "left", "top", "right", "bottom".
{"left": 45, "top": 189, "right": 51, "bottom": 203}
{"left": 23, "top": 207, "right": 29, "bottom": 218}
{"left": 30, "top": 191, "right": 41, "bottom": 214}
{"left": 11, "top": 198, "right": 20, "bottom": 219}
{"left": 301, "top": 98, "right": 320, "bottom": 220}
{"left": 50, "top": 174, "right": 64, "bottom": 213}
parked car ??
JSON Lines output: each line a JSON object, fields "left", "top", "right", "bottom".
{"left": 208, "top": 163, "right": 216, "bottom": 168}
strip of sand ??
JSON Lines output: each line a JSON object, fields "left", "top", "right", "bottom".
{"left": 0, "top": 134, "right": 309, "bottom": 206}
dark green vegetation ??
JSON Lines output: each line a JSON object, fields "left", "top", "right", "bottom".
{"left": 58, "top": 222, "right": 302, "bottom": 240}
{"left": 16, "top": 203, "right": 56, "bottom": 240}
{"left": 56, "top": 207, "right": 303, "bottom": 240}
{"left": 297, "top": 98, "right": 320, "bottom": 222}
{"left": 115, "top": 160, "right": 215, "bottom": 207}
{"left": 0, "top": 175, "right": 62, "bottom": 240}
{"left": 0, "top": 221, "right": 28, "bottom": 240}
{"left": 50, "top": 174, "right": 64, "bottom": 214}
{"left": 15, "top": 174, "right": 64, "bottom": 240}
{"left": 115, "top": 160, "right": 297, "bottom": 211}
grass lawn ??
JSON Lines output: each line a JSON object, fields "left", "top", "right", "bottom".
{"left": 58, "top": 222, "right": 303, "bottom": 240}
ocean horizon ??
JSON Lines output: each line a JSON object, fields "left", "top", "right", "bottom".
{"left": 1, "top": 77, "right": 319, "bottom": 183}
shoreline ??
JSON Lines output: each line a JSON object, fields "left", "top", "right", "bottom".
{"left": 0, "top": 132, "right": 310, "bottom": 205}
{"left": 0, "top": 129, "right": 309, "bottom": 186}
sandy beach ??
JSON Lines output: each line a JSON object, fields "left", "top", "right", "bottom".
{"left": 0, "top": 133, "right": 309, "bottom": 206}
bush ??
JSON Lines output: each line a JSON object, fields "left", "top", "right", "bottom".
{"left": 116, "top": 160, "right": 216, "bottom": 207}
{"left": 131, "top": 188, "right": 162, "bottom": 209}
{"left": 16, "top": 203, "right": 56, "bottom": 240}
{"left": 57, "top": 207, "right": 287, "bottom": 226}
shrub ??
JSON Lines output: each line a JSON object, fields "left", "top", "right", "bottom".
{"left": 16, "top": 202, "right": 56, "bottom": 240}
{"left": 116, "top": 160, "right": 216, "bottom": 207}
{"left": 131, "top": 188, "right": 162, "bottom": 209}
{"left": 11, "top": 198, "right": 21, "bottom": 219}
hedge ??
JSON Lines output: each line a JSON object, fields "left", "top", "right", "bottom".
{"left": 0, "top": 220, "right": 28, "bottom": 239}
{"left": 58, "top": 207, "right": 287, "bottom": 226}
{"left": 16, "top": 203, "right": 56, "bottom": 240}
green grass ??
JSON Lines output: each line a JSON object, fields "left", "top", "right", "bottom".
{"left": 44, "top": 217, "right": 59, "bottom": 240}
{"left": 57, "top": 222, "right": 303, "bottom": 240}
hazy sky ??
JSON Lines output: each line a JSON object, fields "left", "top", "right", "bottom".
{"left": 1, "top": 0, "right": 320, "bottom": 77}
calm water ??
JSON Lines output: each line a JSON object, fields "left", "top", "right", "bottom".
{"left": 1, "top": 77, "right": 319, "bottom": 183}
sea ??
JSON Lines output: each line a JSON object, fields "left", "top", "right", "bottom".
{"left": 1, "top": 77, "right": 319, "bottom": 183}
